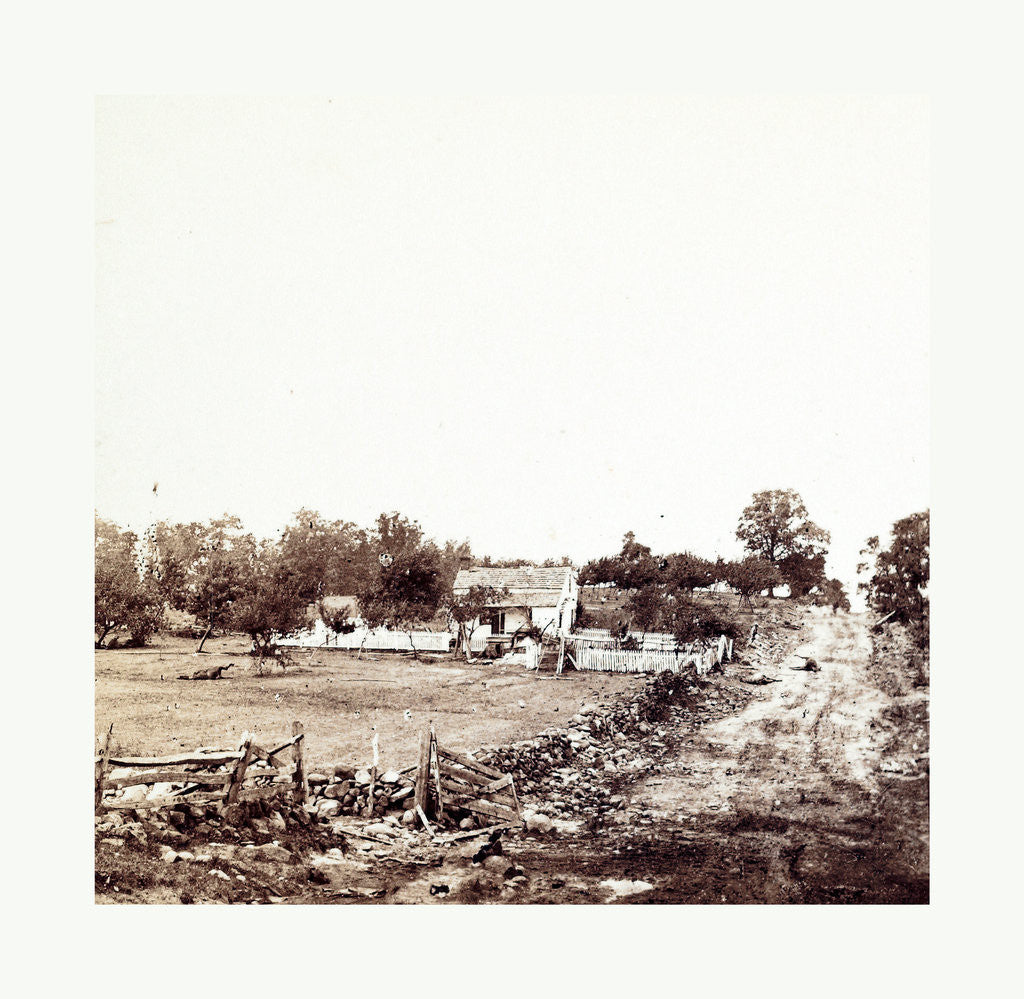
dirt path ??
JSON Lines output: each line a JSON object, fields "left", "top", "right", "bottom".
{"left": 505, "top": 610, "right": 929, "bottom": 904}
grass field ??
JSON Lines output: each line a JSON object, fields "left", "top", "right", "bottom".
{"left": 94, "top": 634, "right": 642, "bottom": 774}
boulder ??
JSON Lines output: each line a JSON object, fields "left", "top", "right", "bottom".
{"left": 364, "top": 822, "right": 398, "bottom": 839}
{"left": 524, "top": 812, "right": 553, "bottom": 835}
{"left": 250, "top": 843, "right": 294, "bottom": 864}
{"left": 483, "top": 854, "right": 513, "bottom": 874}
{"left": 317, "top": 800, "right": 342, "bottom": 818}
{"left": 307, "top": 772, "right": 329, "bottom": 785}
{"left": 223, "top": 804, "right": 246, "bottom": 826}
{"left": 354, "top": 769, "right": 372, "bottom": 785}
{"left": 380, "top": 770, "right": 402, "bottom": 784}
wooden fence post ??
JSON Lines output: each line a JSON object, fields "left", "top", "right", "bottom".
{"left": 365, "top": 732, "right": 379, "bottom": 817}
{"left": 291, "top": 721, "right": 306, "bottom": 805}
{"left": 415, "top": 726, "right": 431, "bottom": 817}
{"left": 95, "top": 723, "right": 112, "bottom": 812}
{"left": 225, "top": 731, "right": 253, "bottom": 805}
{"left": 430, "top": 724, "right": 443, "bottom": 823}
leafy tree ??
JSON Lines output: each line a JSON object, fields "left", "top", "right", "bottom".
{"left": 778, "top": 551, "right": 826, "bottom": 600}
{"left": 438, "top": 538, "right": 473, "bottom": 594}
{"left": 625, "top": 584, "right": 669, "bottom": 642}
{"left": 814, "top": 577, "right": 851, "bottom": 614}
{"left": 446, "top": 585, "right": 510, "bottom": 660}
{"left": 95, "top": 516, "right": 163, "bottom": 647}
{"left": 720, "top": 556, "right": 782, "bottom": 609}
{"left": 859, "top": 510, "right": 929, "bottom": 642}
{"left": 277, "top": 509, "right": 369, "bottom": 603}
{"left": 736, "top": 489, "right": 830, "bottom": 596}
{"left": 662, "top": 594, "right": 741, "bottom": 648}
{"left": 665, "top": 552, "right": 718, "bottom": 592}
{"left": 579, "top": 532, "right": 664, "bottom": 589}
{"left": 578, "top": 555, "right": 620, "bottom": 586}
{"left": 230, "top": 544, "right": 308, "bottom": 669}
{"left": 355, "top": 513, "right": 447, "bottom": 658}
{"left": 147, "top": 515, "right": 254, "bottom": 652}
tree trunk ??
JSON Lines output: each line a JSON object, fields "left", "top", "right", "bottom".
{"left": 195, "top": 620, "right": 213, "bottom": 654}
{"left": 406, "top": 629, "right": 419, "bottom": 660}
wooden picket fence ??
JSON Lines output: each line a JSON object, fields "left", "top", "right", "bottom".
{"left": 280, "top": 627, "right": 453, "bottom": 652}
{"left": 572, "top": 645, "right": 684, "bottom": 674}
{"left": 413, "top": 725, "right": 520, "bottom": 830}
{"left": 561, "top": 634, "right": 735, "bottom": 675}
{"left": 95, "top": 722, "right": 307, "bottom": 813}
{"left": 571, "top": 628, "right": 681, "bottom": 651}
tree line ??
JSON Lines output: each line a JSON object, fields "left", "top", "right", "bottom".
{"left": 95, "top": 510, "right": 470, "bottom": 657}
{"left": 95, "top": 489, "right": 928, "bottom": 656}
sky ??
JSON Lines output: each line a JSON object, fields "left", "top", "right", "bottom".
{"left": 95, "top": 95, "right": 928, "bottom": 601}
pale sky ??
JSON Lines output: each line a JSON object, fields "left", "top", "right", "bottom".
{"left": 95, "top": 95, "right": 928, "bottom": 598}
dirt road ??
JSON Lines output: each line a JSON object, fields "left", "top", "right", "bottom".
{"left": 96, "top": 610, "right": 928, "bottom": 904}
{"left": 505, "top": 610, "right": 929, "bottom": 903}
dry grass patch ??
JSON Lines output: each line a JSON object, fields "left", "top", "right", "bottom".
{"left": 96, "top": 634, "right": 642, "bottom": 773}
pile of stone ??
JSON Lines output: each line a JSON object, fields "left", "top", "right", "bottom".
{"left": 465, "top": 671, "right": 716, "bottom": 825}
{"left": 305, "top": 766, "right": 421, "bottom": 827}
{"left": 95, "top": 794, "right": 326, "bottom": 855}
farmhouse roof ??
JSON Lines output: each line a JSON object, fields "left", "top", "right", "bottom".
{"left": 453, "top": 566, "right": 574, "bottom": 596}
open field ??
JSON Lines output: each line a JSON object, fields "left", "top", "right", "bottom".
{"left": 95, "top": 635, "right": 642, "bottom": 773}
{"left": 95, "top": 604, "right": 927, "bottom": 904}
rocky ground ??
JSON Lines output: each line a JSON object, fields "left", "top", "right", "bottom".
{"left": 95, "top": 605, "right": 928, "bottom": 904}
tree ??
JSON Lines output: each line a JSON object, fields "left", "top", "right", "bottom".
{"left": 230, "top": 544, "right": 309, "bottom": 670}
{"left": 95, "top": 516, "right": 163, "bottom": 647}
{"left": 277, "top": 509, "right": 369, "bottom": 603}
{"left": 625, "top": 584, "right": 669, "bottom": 643}
{"left": 859, "top": 510, "right": 929, "bottom": 641}
{"left": 446, "top": 585, "right": 510, "bottom": 660}
{"left": 355, "top": 513, "right": 447, "bottom": 658}
{"left": 665, "top": 552, "right": 718, "bottom": 593}
{"left": 814, "top": 578, "right": 851, "bottom": 614}
{"left": 736, "top": 489, "right": 830, "bottom": 597}
{"left": 578, "top": 532, "right": 664, "bottom": 589}
{"left": 146, "top": 515, "right": 254, "bottom": 652}
{"left": 720, "top": 556, "right": 782, "bottom": 609}
{"left": 438, "top": 538, "right": 474, "bottom": 594}
{"left": 778, "top": 551, "right": 826, "bottom": 600}
{"left": 662, "top": 594, "right": 741, "bottom": 648}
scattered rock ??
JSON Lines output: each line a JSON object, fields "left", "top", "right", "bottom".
{"left": 249, "top": 843, "right": 294, "bottom": 863}
{"left": 524, "top": 812, "right": 553, "bottom": 835}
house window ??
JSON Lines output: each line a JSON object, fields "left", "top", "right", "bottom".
{"left": 488, "top": 610, "right": 506, "bottom": 634}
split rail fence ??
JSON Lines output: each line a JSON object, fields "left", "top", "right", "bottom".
{"left": 414, "top": 726, "right": 520, "bottom": 830}
{"left": 95, "top": 722, "right": 307, "bottom": 813}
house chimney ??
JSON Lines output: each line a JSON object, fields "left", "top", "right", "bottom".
{"left": 459, "top": 556, "right": 472, "bottom": 571}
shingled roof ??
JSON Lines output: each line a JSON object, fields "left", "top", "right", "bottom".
{"left": 453, "top": 566, "right": 573, "bottom": 595}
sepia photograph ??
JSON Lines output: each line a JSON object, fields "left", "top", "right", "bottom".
{"left": 93, "top": 93, "right": 929, "bottom": 907}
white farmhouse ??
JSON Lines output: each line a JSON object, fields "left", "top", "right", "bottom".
{"left": 451, "top": 564, "right": 578, "bottom": 653}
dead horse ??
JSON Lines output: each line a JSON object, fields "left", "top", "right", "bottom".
{"left": 178, "top": 663, "right": 233, "bottom": 680}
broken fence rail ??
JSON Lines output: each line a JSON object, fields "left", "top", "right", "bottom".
{"left": 95, "top": 722, "right": 308, "bottom": 813}
{"left": 416, "top": 725, "right": 521, "bottom": 828}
